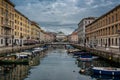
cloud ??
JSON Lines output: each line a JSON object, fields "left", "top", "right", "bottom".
{"left": 85, "top": 0, "right": 94, "bottom": 5}
{"left": 10, "top": 0, "right": 120, "bottom": 34}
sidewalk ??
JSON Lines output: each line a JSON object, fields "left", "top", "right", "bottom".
{"left": 0, "top": 45, "right": 22, "bottom": 51}
{"left": 0, "top": 44, "right": 43, "bottom": 54}
{"left": 75, "top": 44, "right": 120, "bottom": 55}
{"left": 95, "top": 46, "right": 120, "bottom": 55}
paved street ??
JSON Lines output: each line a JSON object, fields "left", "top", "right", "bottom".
{"left": 95, "top": 46, "right": 120, "bottom": 55}
{"left": 75, "top": 44, "right": 120, "bottom": 55}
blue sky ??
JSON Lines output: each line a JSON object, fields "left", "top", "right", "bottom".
{"left": 10, "top": 0, "right": 120, "bottom": 34}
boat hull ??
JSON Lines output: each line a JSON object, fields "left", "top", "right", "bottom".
{"left": 92, "top": 67, "right": 120, "bottom": 76}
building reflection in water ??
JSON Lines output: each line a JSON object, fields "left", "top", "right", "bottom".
{"left": 0, "top": 64, "right": 30, "bottom": 80}
{"left": 0, "top": 53, "right": 42, "bottom": 80}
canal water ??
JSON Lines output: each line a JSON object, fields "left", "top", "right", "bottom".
{"left": 0, "top": 46, "right": 120, "bottom": 80}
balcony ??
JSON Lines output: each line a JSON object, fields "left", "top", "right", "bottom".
{"left": 3, "top": 34, "right": 12, "bottom": 38}
{"left": 1, "top": 23, "right": 12, "bottom": 29}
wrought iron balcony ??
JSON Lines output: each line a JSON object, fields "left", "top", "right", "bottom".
{"left": 1, "top": 23, "right": 12, "bottom": 29}
{"left": 3, "top": 34, "right": 12, "bottom": 38}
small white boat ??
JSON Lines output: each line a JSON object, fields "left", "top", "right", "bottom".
{"left": 34, "top": 47, "right": 42, "bottom": 50}
{"left": 79, "top": 56, "right": 98, "bottom": 61}
{"left": 20, "top": 52, "right": 32, "bottom": 56}
{"left": 16, "top": 54, "right": 28, "bottom": 58}
{"left": 92, "top": 67, "right": 120, "bottom": 76}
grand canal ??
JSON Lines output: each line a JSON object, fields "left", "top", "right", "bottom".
{"left": 0, "top": 46, "right": 120, "bottom": 80}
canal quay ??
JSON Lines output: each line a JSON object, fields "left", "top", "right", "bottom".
{"left": 0, "top": 45, "right": 120, "bottom": 80}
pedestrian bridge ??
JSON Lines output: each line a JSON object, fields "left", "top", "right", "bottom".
{"left": 46, "top": 42, "right": 72, "bottom": 45}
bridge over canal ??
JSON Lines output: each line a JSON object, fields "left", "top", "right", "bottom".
{"left": 45, "top": 42, "right": 72, "bottom": 45}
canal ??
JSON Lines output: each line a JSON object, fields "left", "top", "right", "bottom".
{"left": 0, "top": 46, "right": 120, "bottom": 80}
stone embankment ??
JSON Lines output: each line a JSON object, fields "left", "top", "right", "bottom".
{"left": 0, "top": 44, "right": 44, "bottom": 56}
{"left": 72, "top": 44, "right": 120, "bottom": 64}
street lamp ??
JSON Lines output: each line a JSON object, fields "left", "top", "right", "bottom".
{"left": 12, "top": 35, "right": 14, "bottom": 52}
{"left": 20, "top": 35, "right": 23, "bottom": 52}
{"left": 20, "top": 35, "right": 23, "bottom": 47}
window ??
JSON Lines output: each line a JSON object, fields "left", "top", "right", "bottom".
{"left": 116, "top": 38, "right": 117, "bottom": 46}
{"left": 116, "top": 13, "right": 118, "bottom": 21}
{"left": 20, "top": 28, "right": 22, "bottom": 31}
{"left": 1, "top": 39, "right": 3, "bottom": 44}
{"left": 112, "top": 38, "right": 113, "bottom": 45}
{"left": 109, "top": 17, "right": 110, "bottom": 24}
{"left": 20, "top": 22, "right": 22, "bottom": 26}
{"left": 109, "top": 27, "right": 110, "bottom": 35}
{"left": 115, "top": 24, "right": 118, "bottom": 34}
{"left": 9, "top": 39, "right": 11, "bottom": 44}
{"left": 112, "top": 15, "right": 114, "bottom": 23}
{"left": 15, "top": 25, "right": 17, "bottom": 29}
{"left": 112, "top": 26, "right": 114, "bottom": 34}
{"left": 15, "top": 32, "right": 17, "bottom": 35}
{"left": 15, "top": 20, "right": 17, "bottom": 23}
{"left": 89, "top": 21, "right": 90, "bottom": 24}
{"left": 1, "top": 8, "right": 4, "bottom": 15}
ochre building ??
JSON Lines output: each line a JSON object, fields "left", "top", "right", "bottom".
{"left": 0, "top": 0, "right": 15, "bottom": 47}
{"left": 86, "top": 5, "right": 120, "bottom": 48}
{"left": 14, "top": 9, "right": 31, "bottom": 45}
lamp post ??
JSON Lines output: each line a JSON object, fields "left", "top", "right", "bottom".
{"left": 12, "top": 35, "right": 14, "bottom": 52}
{"left": 20, "top": 35, "right": 23, "bottom": 51}
{"left": 119, "top": 38, "right": 120, "bottom": 52}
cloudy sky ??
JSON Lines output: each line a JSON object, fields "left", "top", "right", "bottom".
{"left": 10, "top": 0, "right": 120, "bottom": 34}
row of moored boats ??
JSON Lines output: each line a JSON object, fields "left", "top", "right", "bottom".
{"left": 67, "top": 48, "right": 120, "bottom": 76}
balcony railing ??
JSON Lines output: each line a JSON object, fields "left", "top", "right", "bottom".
{"left": 3, "top": 34, "right": 12, "bottom": 38}
{"left": 1, "top": 23, "right": 12, "bottom": 29}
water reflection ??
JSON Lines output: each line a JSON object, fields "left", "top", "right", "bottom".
{"left": 0, "top": 64, "right": 29, "bottom": 80}
{"left": 91, "top": 74, "right": 120, "bottom": 80}
{"left": 77, "top": 58, "right": 120, "bottom": 80}
{"left": 0, "top": 46, "right": 120, "bottom": 80}
{"left": 0, "top": 50, "right": 44, "bottom": 80}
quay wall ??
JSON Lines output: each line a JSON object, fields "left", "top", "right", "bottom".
{"left": 72, "top": 44, "right": 120, "bottom": 64}
{"left": 0, "top": 44, "right": 44, "bottom": 56}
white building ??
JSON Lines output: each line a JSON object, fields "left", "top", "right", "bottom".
{"left": 78, "top": 17, "right": 96, "bottom": 46}
{"left": 56, "top": 32, "right": 66, "bottom": 42}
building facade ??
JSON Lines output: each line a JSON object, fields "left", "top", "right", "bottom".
{"left": 78, "top": 17, "right": 96, "bottom": 46}
{"left": 86, "top": 5, "right": 120, "bottom": 48}
{"left": 0, "top": 0, "right": 49, "bottom": 47}
{"left": 0, "top": 0, "right": 15, "bottom": 47}
{"left": 14, "top": 9, "right": 31, "bottom": 46}
{"left": 31, "top": 21, "right": 41, "bottom": 43}
{"left": 56, "top": 32, "right": 66, "bottom": 42}
{"left": 68, "top": 31, "right": 78, "bottom": 43}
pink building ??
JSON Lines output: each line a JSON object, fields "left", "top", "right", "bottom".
{"left": 68, "top": 31, "right": 78, "bottom": 43}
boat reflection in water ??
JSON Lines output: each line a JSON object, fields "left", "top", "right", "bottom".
{"left": 78, "top": 60, "right": 92, "bottom": 76}
{"left": 0, "top": 53, "right": 42, "bottom": 80}
{"left": 77, "top": 58, "right": 120, "bottom": 80}
{"left": 91, "top": 74, "right": 120, "bottom": 80}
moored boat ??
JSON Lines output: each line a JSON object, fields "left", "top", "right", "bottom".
{"left": 92, "top": 67, "right": 120, "bottom": 76}
{"left": 79, "top": 55, "right": 92, "bottom": 61}
{"left": 67, "top": 49, "right": 80, "bottom": 53}
{"left": 73, "top": 52, "right": 89, "bottom": 56}
{"left": 78, "top": 54, "right": 98, "bottom": 61}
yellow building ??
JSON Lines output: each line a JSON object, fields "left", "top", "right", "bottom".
{"left": 31, "top": 21, "right": 41, "bottom": 43}
{"left": 0, "top": 0, "right": 45, "bottom": 46}
{"left": 0, "top": 0, "right": 15, "bottom": 47}
{"left": 86, "top": 5, "right": 120, "bottom": 48}
{"left": 14, "top": 9, "right": 31, "bottom": 46}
